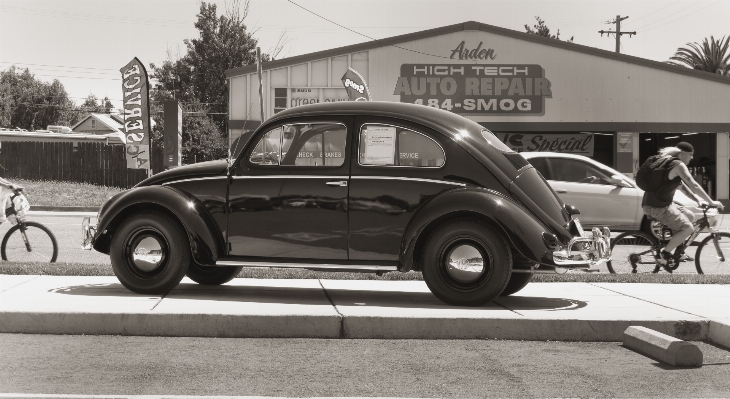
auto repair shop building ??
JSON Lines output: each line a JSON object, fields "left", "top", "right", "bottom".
{"left": 226, "top": 21, "right": 730, "bottom": 204}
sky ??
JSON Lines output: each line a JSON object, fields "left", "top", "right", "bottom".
{"left": 1, "top": 0, "right": 728, "bottom": 111}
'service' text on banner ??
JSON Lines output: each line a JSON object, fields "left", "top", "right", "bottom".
{"left": 120, "top": 58, "right": 151, "bottom": 170}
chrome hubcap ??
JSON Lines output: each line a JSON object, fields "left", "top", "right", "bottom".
{"left": 131, "top": 235, "right": 164, "bottom": 272}
{"left": 445, "top": 244, "right": 484, "bottom": 283}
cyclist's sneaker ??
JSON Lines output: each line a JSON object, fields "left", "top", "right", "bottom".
{"left": 676, "top": 252, "right": 694, "bottom": 262}
{"left": 659, "top": 250, "right": 675, "bottom": 272}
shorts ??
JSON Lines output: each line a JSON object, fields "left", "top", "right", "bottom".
{"left": 643, "top": 203, "right": 694, "bottom": 233}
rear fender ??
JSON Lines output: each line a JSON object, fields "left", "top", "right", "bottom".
{"left": 92, "top": 186, "right": 224, "bottom": 266}
{"left": 401, "top": 188, "right": 552, "bottom": 271}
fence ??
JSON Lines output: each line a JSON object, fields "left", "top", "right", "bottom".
{"left": 0, "top": 142, "right": 163, "bottom": 188}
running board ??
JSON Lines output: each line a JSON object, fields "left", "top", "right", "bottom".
{"left": 215, "top": 260, "right": 398, "bottom": 272}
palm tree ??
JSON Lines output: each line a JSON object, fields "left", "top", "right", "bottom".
{"left": 668, "top": 36, "right": 730, "bottom": 76}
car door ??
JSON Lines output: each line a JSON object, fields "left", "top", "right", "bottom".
{"left": 545, "top": 157, "right": 641, "bottom": 229}
{"left": 227, "top": 118, "right": 352, "bottom": 260}
{"left": 348, "top": 117, "right": 461, "bottom": 261}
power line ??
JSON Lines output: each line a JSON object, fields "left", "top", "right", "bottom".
{"left": 285, "top": 0, "right": 456, "bottom": 60}
{"left": 639, "top": 1, "right": 721, "bottom": 33}
{"left": 0, "top": 61, "right": 119, "bottom": 73}
{"left": 0, "top": 6, "right": 194, "bottom": 28}
{"left": 637, "top": 0, "right": 703, "bottom": 30}
{"left": 623, "top": 0, "right": 681, "bottom": 26}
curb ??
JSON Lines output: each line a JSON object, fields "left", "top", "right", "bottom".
{"left": 0, "top": 312, "right": 712, "bottom": 341}
{"left": 708, "top": 320, "right": 730, "bottom": 348}
{"left": 623, "top": 326, "right": 703, "bottom": 367}
{"left": 31, "top": 206, "right": 100, "bottom": 212}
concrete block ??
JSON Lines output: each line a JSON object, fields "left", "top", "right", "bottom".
{"left": 623, "top": 326, "right": 703, "bottom": 367}
{"left": 708, "top": 320, "right": 730, "bottom": 349}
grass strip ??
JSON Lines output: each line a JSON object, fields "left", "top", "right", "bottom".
{"left": 11, "top": 178, "right": 125, "bottom": 207}
{"left": 2, "top": 262, "right": 730, "bottom": 284}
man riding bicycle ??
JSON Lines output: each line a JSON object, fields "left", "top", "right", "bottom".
{"left": 0, "top": 177, "right": 23, "bottom": 224}
{"left": 642, "top": 142, "right": 724, "bottom": 269}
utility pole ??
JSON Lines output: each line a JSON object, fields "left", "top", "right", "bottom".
{"left": 599, "top": 15, "right": 636, "bottom": 53}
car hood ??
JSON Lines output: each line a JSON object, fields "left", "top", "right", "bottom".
{"left": 134, "top": 160, "right": 228, "bottom": 187}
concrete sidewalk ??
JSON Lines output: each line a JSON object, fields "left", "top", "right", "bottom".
{"left": 1, "top": 275, "right": 729, "bottom": 342}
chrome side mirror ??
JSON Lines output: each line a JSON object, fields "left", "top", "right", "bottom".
{"left": 564, "top": 204, "right": 581, "bottom": 216}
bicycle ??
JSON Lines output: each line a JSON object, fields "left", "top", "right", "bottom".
{"left": 607, "top": 204, "right": 727, "bottom": 274}
{"left": 1, "top": 188, "right": 58, "bottom": 262}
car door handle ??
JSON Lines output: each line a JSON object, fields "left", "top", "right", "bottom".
{"left": 326, "top": 180, "right": 348, "bottom": 187}
{"left": 555, "top": 188, "right": 567, "bottom": 193}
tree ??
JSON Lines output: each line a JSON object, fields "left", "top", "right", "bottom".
{"left": 524, "top": 16, "right": 574, "bottom": 43}
{"left": 149, "top": 0, "right": 275, "bottom": 164}
{"left": 668, "top": 36, "right": 730, "bottom": 76}
{"left": 0, "top": 66, "right": 78, "bottom": 130}
{"left": 81, "top": 94, "right": 114, "bottom": 114}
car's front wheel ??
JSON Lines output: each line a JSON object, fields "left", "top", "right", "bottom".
{"left": 500, "top": 273, "right": 533, "bottom": 296}
{"left": 110, "top": 211, "right": 190, "bottom": 295}
{"left": 422, "top": 219, "right": 512, "bottom": 306}
{"left": 186, "top": 264, "right": 243, "bottom": 285}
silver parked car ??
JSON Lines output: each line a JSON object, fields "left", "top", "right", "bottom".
{"left": 521, "top": 152, "right": 719, "bottom": 238}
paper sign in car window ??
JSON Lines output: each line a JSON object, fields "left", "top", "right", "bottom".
{"left": 364, "top": 126, "right": 396, "bottom": 165}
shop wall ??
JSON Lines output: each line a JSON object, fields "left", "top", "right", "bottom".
{"left": 367, "top": 30, "right": 730, "bottom": 125}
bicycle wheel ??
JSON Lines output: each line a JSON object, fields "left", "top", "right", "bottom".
{"left": 1, "top": 221, "right": 59, "bottom": 263}
{"left": 607, "top": 231, "right": 659, "bottom": 274}
{"left": 695, "top": 232, "right": 730, "bottom": 275}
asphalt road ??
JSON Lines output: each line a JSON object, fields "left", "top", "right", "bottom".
{"left": 1, "top": 334, "right": 729, "bottom": 397}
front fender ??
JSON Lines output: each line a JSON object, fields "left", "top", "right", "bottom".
{"left": 93, "top": 185, "right": 224, "bottom": 266}
{"left": 401, "top": 187, "right": 553, "bottom": 271}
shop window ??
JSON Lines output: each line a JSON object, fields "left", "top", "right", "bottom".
{"left": 359, "top": 124, "right": 444, "bottom": 167}
{"left": 274, "top": 88, "right": 287, "bottom": 114}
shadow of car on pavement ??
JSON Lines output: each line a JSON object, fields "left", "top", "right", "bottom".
{"left": 48, "top": 282, "right": 588, "bottom": 311}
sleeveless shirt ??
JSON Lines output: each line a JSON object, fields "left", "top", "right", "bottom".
{"left": 642, "top": 158, "right": 682, "bottom": 208}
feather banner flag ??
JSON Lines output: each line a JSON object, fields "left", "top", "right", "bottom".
{"left": 341, "top": 68, "right": 371, "bottom": 101}
{"left": 120, "top": 57, "right": 151, "bottom": 170}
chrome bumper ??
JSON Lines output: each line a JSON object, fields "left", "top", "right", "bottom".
{"left": 553, "top": 226, "right": 611, "bottom": 267}
{"left": 81, "top": 217, "right": 97, "bottom": 250}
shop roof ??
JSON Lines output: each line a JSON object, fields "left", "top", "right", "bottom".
{"left": 226, "top": 20, "right": 730, "bottom": 86}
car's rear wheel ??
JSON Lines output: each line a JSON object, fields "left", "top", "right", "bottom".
{"left": 110, "top": 211, "right": 189, "bottom": 295}
{"left": 422, "top": 219, "right": 512, "bottom": 306}
{"left": 500, "top": 273, "right": 533, "bottom": 296}
{"left": 186, "top": 264, "right": 243, "bottom": 285}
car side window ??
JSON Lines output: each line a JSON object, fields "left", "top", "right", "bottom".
{"left": 358, "top": 124, "right": 444, "bottom": 167}
{"left": 550, "top": 158, "right": 612, "bottom": 184}
{"left": 528, "top": 157, "right": 551, "bottom": 179}
{"left": 249, "top": 126, "right": 282, "bottom": 165}
{"left": 249, "top": 123, "right": 346, "bottom": 167}
{"left": 289, "top": 126, "right": 346, "bottom": 167}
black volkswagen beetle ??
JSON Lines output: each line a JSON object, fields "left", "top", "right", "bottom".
{"left": 83, "top": 101, "right": 610, "bottom": 306}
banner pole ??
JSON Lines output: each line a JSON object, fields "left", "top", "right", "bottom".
{"left": 256, "top": 47, "right": 265, "bottom": 124}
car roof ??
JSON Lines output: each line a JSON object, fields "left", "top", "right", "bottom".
{"left": 264, "top": 101, "right": 485, "bottom": 138}
{"left": 521, "top": 152, "right": 590, "bottom": 159}
{"left": 521, "top": 152, "right": 625, "bottom": 175}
